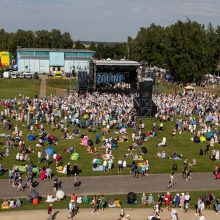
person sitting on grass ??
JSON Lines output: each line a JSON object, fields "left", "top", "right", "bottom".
{"left": 1, "top": 200, "right": 10, "bottom": 209}
{"left": 156, "top": 137, "right": 166, "bottom": 147}
{"left": 169, "top": 152, "right": 183, "bottom": 160}
{"left": 147, "top": 194, "right": 154, "bottom": 205}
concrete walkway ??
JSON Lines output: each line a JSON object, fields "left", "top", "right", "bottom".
{"left": 38, "top": 75, "right": 47, "bottom": 98}
{"left": 0, "top": 172, "right": 220, "bottom": 198}
{"left": 1, "top": 208, "right": 219, "bottom": 220}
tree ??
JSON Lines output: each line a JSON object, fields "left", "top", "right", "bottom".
{"left": 61, "top": 32, "right": 73, "bottom": 48}
{"left": 51, "top": 29, "right": 62, "bottom": 48}
{"left": 74, "top": 40, "right": 86, "bottom": 49}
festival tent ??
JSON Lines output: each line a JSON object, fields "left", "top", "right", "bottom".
{"left": 200, "top": 136, "right": 206, "bottom": 142}
{"left": 206, "top": 132, "right": 214, "bottom": 139}
{"left": 82, "top": 114, "right": 89, "bottom": 119}
{"left": 56, "top": 190, "right": 65, "bottom": 200}
{"left": 27, "top": 134, "right": 36, "bottom": 141}
{"left": 71, "top": 152, "right": 80, "bottom": 161}
{"left": 87, "top": 139, "right": 93, "bottom": 147}
{"left": 141, "top": 147, "right": 148, "bottom": 154}
{"left": 127, "top": 192, "right": 137, "bottom": 204}
{"left": 120, "top": 127, "right": 126, "bottom": 134}
{"left": 184, "top": 86, "right": 195, "bottom": 90}
{"left": 81, "top": 136, "right": 89, "bottom": 146}
{"left": 193, "top": 136, "right": 200, "bottom": 143}
{"left": 45, "top": 146, "right": 55, "bottom": 156}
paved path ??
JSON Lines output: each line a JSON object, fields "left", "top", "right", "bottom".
{"left": 1, "top": 208, "right": 219, "bottom": 220}
{"left": 38, "top": 75, "right": 47, "bottom": 98}
{"left": 0, "top": 172, "right": 220, "bottom": 198}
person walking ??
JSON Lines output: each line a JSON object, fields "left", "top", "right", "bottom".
{"left": 73, "top": 175, "right": 80, "bottom": 190}
{"left": 47, "top": 204, "right": 53, "bottom": 220}
{"left": 67, "top": 163, "right": 71, "bottom": 177}
{"left": 68, "top": 201, "right": 75, "bottom": 220}
{"left": 168, "top": 172, "right": 176, "bottom": 188}
{"left": 53, "top": 175, "right": 59, "bottom": 192}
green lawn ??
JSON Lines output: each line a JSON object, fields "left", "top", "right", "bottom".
{"left": 154, "top": 80, "right": 220, "bottom": 96}
{"left": 1, "top": 190, "right": 220, "bottom": 212}
{"left": 0, "top": 80, "right": 219, "bottom": 178}
{"left": 47, "top": 78, "right": 77, "bottom": 89}
{"left": 0, "top": 79, "right": 40, "bottom": 98}
{"left": 47, "top": 79, "right": 77, "bottom": 95}
{"left": 0, "top": 115, "right": 219, "bottom": 178}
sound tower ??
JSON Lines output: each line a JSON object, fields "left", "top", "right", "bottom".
{"left": 134, "top": 77, "right": 157, "bottom": 117}
{"left": 78, "top": 71, "right": 88, "bottom": 94}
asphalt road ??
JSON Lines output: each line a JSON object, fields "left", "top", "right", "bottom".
{"left": 0, "top": 172, "right": 220, "bottom": 198}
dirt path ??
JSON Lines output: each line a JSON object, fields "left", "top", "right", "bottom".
{"left": 39, "top": 75, "right": 47, "bottom": 98}
{"left": 1, "top": 208, "right": 218, "bottom": 220}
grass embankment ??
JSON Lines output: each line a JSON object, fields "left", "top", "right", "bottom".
{"left": 47, "top": 79, "right": 77, "bottom": 96}
{"left": 1, "top": 190, "right": 220, "bottom": 212}
{"left": 0, "top": 117, "right": 219, "bottom": 179}
{"left": 0, "top": 79, "right": 40, "bottom": 98}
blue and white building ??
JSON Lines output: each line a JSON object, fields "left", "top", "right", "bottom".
{"left": 17, "top": 48, "right": 95, "bottom": 74}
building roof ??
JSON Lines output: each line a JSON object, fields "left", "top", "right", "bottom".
{"left": 17, "top": 48, "right": 95, "bottom": 53}
{"left": 93, "top": 59, "right": 140, "bottom": 66}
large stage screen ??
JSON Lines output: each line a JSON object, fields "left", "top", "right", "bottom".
{"left": 96, "top": 72, "right": 125, "bottom": 85}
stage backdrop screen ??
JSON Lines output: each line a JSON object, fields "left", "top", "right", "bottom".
{"left": 96, "top": 72, "right": 125, "bottom": 85}
{"left": 49, "top": 52, "right": 64, "bottom": 66}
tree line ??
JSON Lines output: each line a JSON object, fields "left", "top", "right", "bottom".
{"left": 1, "top": 19, "right": 220, "bottom": 83}
{"left": 0, "top": 29, "right": 73, "bottom": 53}
{"left": 128, "top": 20, "right": 220, "bottom": 83}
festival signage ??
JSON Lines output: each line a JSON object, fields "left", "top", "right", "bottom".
{"left": 96, "top": 72, "right": 125, "bottom": 85}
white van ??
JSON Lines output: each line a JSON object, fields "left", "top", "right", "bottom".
{"left": 3, "top": 71, "right": 11, "bottom": 78}
{"left": 23, "top": 72, "right": 33, "bottom": 79}
{"left": 11, "top": 72, "right": 19, "bottom": 79}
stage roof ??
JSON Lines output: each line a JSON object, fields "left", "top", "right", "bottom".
{"left": 93, "top": 59, "right": 140, "bottom": 66}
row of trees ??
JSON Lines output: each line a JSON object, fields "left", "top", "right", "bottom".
{"left": 128, "top": 20, "right": 220, "bottom": 83}
{"left": 0, "top": 19, "right": 220, "bottom": 83}
{"left": 0, "top": 29, "right": 73, "bottom": 53}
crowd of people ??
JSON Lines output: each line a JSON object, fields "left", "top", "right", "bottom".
{"left": 0, "top": 87, "right": 219, "bottom": 219}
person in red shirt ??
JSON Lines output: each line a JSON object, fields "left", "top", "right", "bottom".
{"left": 48, "top": 204, "right": 53, "bottom": 220}
{"left": 165, "top": 192, "right": 171, "bottom": 211}
{"left": 55, "top": 154, "right": 61, "bottom": 166}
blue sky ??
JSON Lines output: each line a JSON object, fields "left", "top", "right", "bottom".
{"left": 0, "top": 0, "right": 220, "bottom": 42}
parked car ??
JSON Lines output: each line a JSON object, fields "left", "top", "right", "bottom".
{"left": 3, "top": 71, "right": 11, "bottom": 78}
{"left": 0, "top": 72, "right": 3, "bottom": 78}
{"left": 24, "top": 72, "right": 33, "bottom": 79}
{"left": 33, "top": 72, "right": 39, "bottom": 79}
{"left": 48, "top": 72, "right": 53, "bottom": 78}
{"left": 65, "top": 72, "right": 71, "bottom": 77}
{"left": 11, "top": 71, "right": 20, "bottom": 79}
{"left": 19, "top": 73, "right": 25, "bottom": 79}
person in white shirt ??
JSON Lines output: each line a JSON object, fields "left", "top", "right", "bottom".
{"left": 38, "top": 151, "right": 42, "bottom": 163}
{"left": 170, "top": 209, "right": 178, "bottom": 220}
{"left": 118, "top": 159, "right": 123, "bottom": 172}
{"left": 157, "top": 137, "right": 166, "bottom": 147}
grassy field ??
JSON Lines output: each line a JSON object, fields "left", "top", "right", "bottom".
{"left": 154, "top": 80, "right": 220, "bottom": 96}
{"left": 0, "top": 79, "right": 40, "bottom": 98}
{"left": 0, "top": 115, "right": 219, "bottom": 178}
{"left": 0, "top": 80, "right": 219, "bottom": 178}
{"left": 1, "top": 190, "right": 220, "bottom": 212}
{"left": 47, "top": 79, "right": 77, "bottom": 96}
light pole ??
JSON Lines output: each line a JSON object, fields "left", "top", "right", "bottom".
{"left": 218, "top": 51, "right": 220, "bottom": 77}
